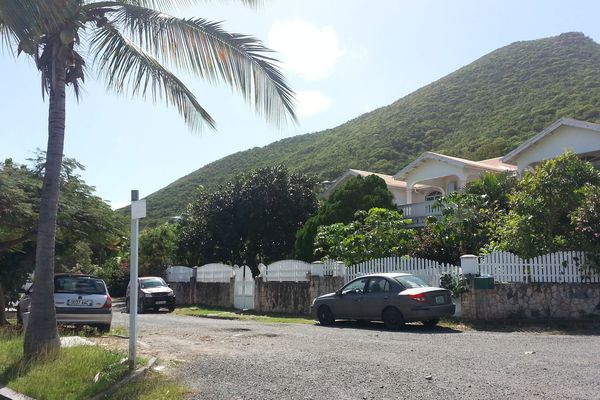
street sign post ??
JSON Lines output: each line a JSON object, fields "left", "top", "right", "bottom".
{"left": 129, "top": 190, "right": 146, "bottom": 372}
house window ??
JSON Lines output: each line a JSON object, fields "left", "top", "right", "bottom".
{"left": 425, "top": 190, "right": 443, "bottom": 202}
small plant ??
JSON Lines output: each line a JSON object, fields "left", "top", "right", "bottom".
{"left": 439, "top": 272, "right": 468, "bottom": 298}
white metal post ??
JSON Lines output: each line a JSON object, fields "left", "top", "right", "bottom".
{"left": 129, "top": 190, "right": 146, "bottom": 372}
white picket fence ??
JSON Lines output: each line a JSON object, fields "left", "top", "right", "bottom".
{"left": 480, "top": 251, "right": 599, "bottom": 283}
{"left": 259, "top": 260, "right": 312, "bottom": 282}
{"left": 346, "top": 256, "right": 461, "bottom": 286}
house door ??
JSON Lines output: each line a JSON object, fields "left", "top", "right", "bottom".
{"left": 234, "top": 265, "right": 255, "bottom": 310}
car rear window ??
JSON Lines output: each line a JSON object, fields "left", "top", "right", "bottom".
{"left": 140, "top": 278, "right": 167, "bottom": 289}
{"left": 55, "top": 276, "right": 106, "bottom": 295}
{"left": 394, "top": 275, "right": 429, "bottom": 288}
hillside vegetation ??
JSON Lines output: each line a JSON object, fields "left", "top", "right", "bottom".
{"left": 138, "top": 32, "right": 600, "bottom": 226}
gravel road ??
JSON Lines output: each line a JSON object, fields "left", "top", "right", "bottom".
{"left": 112, "top": 309, "right": 600, "bottom": 400}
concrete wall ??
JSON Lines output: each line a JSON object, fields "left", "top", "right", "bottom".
{"left": 255, "top": 275, "right": 344, "bottom": 315}
{"left": 170, "top": 279, "right": 234, "bottom": 308}
{"left": 461, "top": 281, "right": 600, "bottom": 320}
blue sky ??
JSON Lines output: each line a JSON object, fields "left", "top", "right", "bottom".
{"left": 1, "top": 0, "right": 599, "bottom": 209}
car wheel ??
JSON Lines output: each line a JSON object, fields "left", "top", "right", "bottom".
{"left": 317, "top": 305, "right": 335, "bottom": 326}
{"left": 97, "top": 324, "right": 111, "bottom": 334}
{"left": 125, "top": 298, "right": 131, "bottom": 314}
{"left": 382, "top": 307, "right": 404, "bottom": 330}
{"left": 153, "top": 306, "right": 160, "bottom": 312}
{"left": 168, "top": 306, "right": 175, "bottom": 313}
{"left": 422, "top": 319, "right": 439, "bottom": 328}
{"left": 137, "top": 301, "right": 144, "bottom": 314}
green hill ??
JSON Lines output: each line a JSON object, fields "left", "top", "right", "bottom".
{"left": 137, "top": 32, "right": 600, "bottom": 226}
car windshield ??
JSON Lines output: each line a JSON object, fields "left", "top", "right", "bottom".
{"left": 55, "top": 276, "right": 106, "bottom": 295}
{"left": 394, "top": 275, "right": 429, "bottom": 288}
{"left": 140, "top": 278, "right": 167, "bottom": 289}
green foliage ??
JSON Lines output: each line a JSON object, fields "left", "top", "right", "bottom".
{"left": 139, "top": 223, "right": 178, "bottom": 277}
{"left": 177, "top": 166, "right": 317, "bottom": 273}
{"left": 409, "top": 172, "right": 517, "bottom": 264}
{"left": 315, "top": 208, "right": 414, "bottom": 265}
{"left": 493, "top": 152, "right": 600, "bottom": 258}
{"left": 136, "top": 32, "right": 600, "bottom": 226}
{"left": 439, "top": 272, "right": 468, "bottom": 298}
{"left": 571, "top": 184, "right": 600, "bottom": 249}
{"left": 0, "top": 157, "right": 126, "bottom": 297}
{"left": 294, "top": 175, "right": 395, "bottom": 261}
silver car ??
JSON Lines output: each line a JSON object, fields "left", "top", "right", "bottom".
{"left": 311, "top": 273, "right": 455, "bottom": 329}
{"left": 19, "top": 274, "right": 112, "bottom": 333}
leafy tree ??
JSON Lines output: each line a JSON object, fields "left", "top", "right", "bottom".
{"left": 571, "top": 184, "right": 600, "bottom": 268}
{"left": 139, "top": 223, "right": 177, "bottom": 277}
{"left": 1, "top": 0, "right": 295, "bottom": 357}
{"left": 177, "top": 166, "right": 317, "bottom": 274}
{"left": 314, "top": 208, "right": 414, "bottom": 265}
{"left": 294, "top": 175, "right": 395, "bottom": 261}
{"left": 0, "top": 157, "right": 126, "bottom": 324}
{"left": 493, "top": 153, "right": 600, "bottom": 258}
{"left": 409, "top": 172, "right": 517, "bottom": 264}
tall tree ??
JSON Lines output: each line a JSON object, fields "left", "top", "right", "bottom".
{"left": 294, "top": 175, "right": 395, "bottom": 261}
{"left": 0, "top": 0, "right": 295, "bottom": 358}
{"left": 177, "top": 166, "right": 317, "bottom": 274}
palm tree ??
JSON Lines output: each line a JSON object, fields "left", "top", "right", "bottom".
{"left": 0, "top": 0, "right": 296, "bottom": 358}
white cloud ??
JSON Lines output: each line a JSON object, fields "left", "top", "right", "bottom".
{"left": 268, "top": 18, "right": 345, "bottom": 81}
{"left": 295, "top": 90, "right": 332, "bottom": 118}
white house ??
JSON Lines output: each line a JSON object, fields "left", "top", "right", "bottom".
{"left": 324, "top": 118, "right": 600, "bottom": 226}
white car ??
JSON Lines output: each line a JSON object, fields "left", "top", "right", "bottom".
{"left": 18, "top": 273, "right": 113, "bottom": 333}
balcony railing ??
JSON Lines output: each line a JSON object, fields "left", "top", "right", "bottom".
{"left": 399, "top": 201, "right": 443, "bottom": 226}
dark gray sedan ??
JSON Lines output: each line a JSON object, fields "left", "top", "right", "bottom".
{"left": 311, "top": 273, "right": 455, "bottom": 329}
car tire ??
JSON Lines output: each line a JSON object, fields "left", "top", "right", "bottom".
{"left": 168, "top": 306, "right": 175, "bottom": 313}
{"left": 97, "top": 324, "right": 111, "bottom": 334}
{"left": 137, "top": 301, "right": 144, "bottom": 314}
{"left": 125, "top": 298, "right": 130, "bottom": 314}
{"left": 382, "top": 307, "right": 404, "bottom": 330}
{"left": 422, "top": 319, "right": 439, "bottom": 328}
{"left": 153, "top": 306, "right": 160, "bottom": 312}
{"left": 317, "top": 305, "right": 335, "bottom": 326}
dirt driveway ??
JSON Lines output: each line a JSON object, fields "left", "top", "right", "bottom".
{"left": 109, "top": 306, "right": 600, "bottom": 400}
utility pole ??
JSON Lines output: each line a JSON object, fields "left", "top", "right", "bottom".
{"left": 129, "top": 190, "right": 146, "bottom": 372}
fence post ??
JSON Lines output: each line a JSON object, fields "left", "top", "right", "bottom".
{"left": 311, "top": 261, "right": 324, "bottom": 276}
{"left": 460, "top": 254, "right": 478, "bottom": 275}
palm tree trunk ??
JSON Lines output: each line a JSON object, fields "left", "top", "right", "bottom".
{"left": 23, "top": 51, "right": 66, "bottom": 359}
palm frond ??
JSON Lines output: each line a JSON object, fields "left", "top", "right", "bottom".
{"left": 94, "top": 2, "right": 295, "bottom": 127}
{"left": 90, "top": 23, "right": 216, "bottom": 131}
{"left": 0, "top": 0, "right": 76, "bottom": 42}
{"left": 98, "top": 0, "right": 261, "bottom": 12}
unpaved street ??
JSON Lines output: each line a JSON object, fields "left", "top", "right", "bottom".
{"left": 111, "top": 308, "right": 600, "bottom": 400}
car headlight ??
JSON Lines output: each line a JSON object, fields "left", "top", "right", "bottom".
{"left": 169, "top": 291, "right": 175, "bottom": 297}
{"left": 144, "top": 292, "right": 153, "bottom": 298}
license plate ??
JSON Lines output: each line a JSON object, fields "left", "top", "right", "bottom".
{"left": 155, "top": 301, "right": 167, "bottom": 305}
{"left": 67, "top": 299, "right": 93, "bottom": 306}
{"left": 435, "top": 295, "right": 445, "bottom": 305}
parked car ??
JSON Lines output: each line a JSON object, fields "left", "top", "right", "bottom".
{"left": 18, "top": 273, "right": 112, "bottom": 333}
{"left": 311, "top": 273, "right": 455, "bottom": 329}
{"left": 126, "top": 277, "right": 176, "bottom": 313}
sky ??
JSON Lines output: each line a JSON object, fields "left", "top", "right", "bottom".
{"left": 1, "top": 0, "right": 599, "bottom": 210}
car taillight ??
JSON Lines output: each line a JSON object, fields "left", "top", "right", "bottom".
{"left": 408, "top": 293, "right": 427, "bottom": 303}
{"left": 102, "top": 295, "right": 112, "bottom": 309}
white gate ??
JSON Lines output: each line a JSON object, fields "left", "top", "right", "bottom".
{"left": 234, "top": 265, "right": 255, "bottom": 310}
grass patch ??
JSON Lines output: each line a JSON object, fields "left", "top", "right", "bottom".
{"left": 0, "top": 330, "right": 142, "bottom": 400}
{"left": 176, "top": 306, "right": 315, "bottom": 325}
{"left": 106, "top": 371, "right": 188, "bottom": 400}
{"left": 439, "top": 316, "right": 600, "bottom": 334}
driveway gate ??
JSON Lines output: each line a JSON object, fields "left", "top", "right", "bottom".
{"left": 234, "top": 265, "right": 255, "bottom": 310}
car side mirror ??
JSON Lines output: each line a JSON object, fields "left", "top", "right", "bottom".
{"left": 335, "top": 289, "right": 342, "bottom": 296}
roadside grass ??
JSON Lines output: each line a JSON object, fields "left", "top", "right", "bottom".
{"left": 0, "top": 329, "right": 139, "bottom": 400}
{"left": 439, "top": 316, "right": 600, "bottom": 334}
{"left": 176, "top": 306, "right": 315, "bottom": 325}
{"left": 106, "top": 371, "right": 188, "bottom": 400}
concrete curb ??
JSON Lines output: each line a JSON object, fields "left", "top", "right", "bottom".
{"left": 0, "top": 357, "right": 157, "bottom": 400}
{"left": 89, "top": 356, "right": 157, "bottom": 400}
{"left": 0, "top": 385, "right": 36, "bottom": 400}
